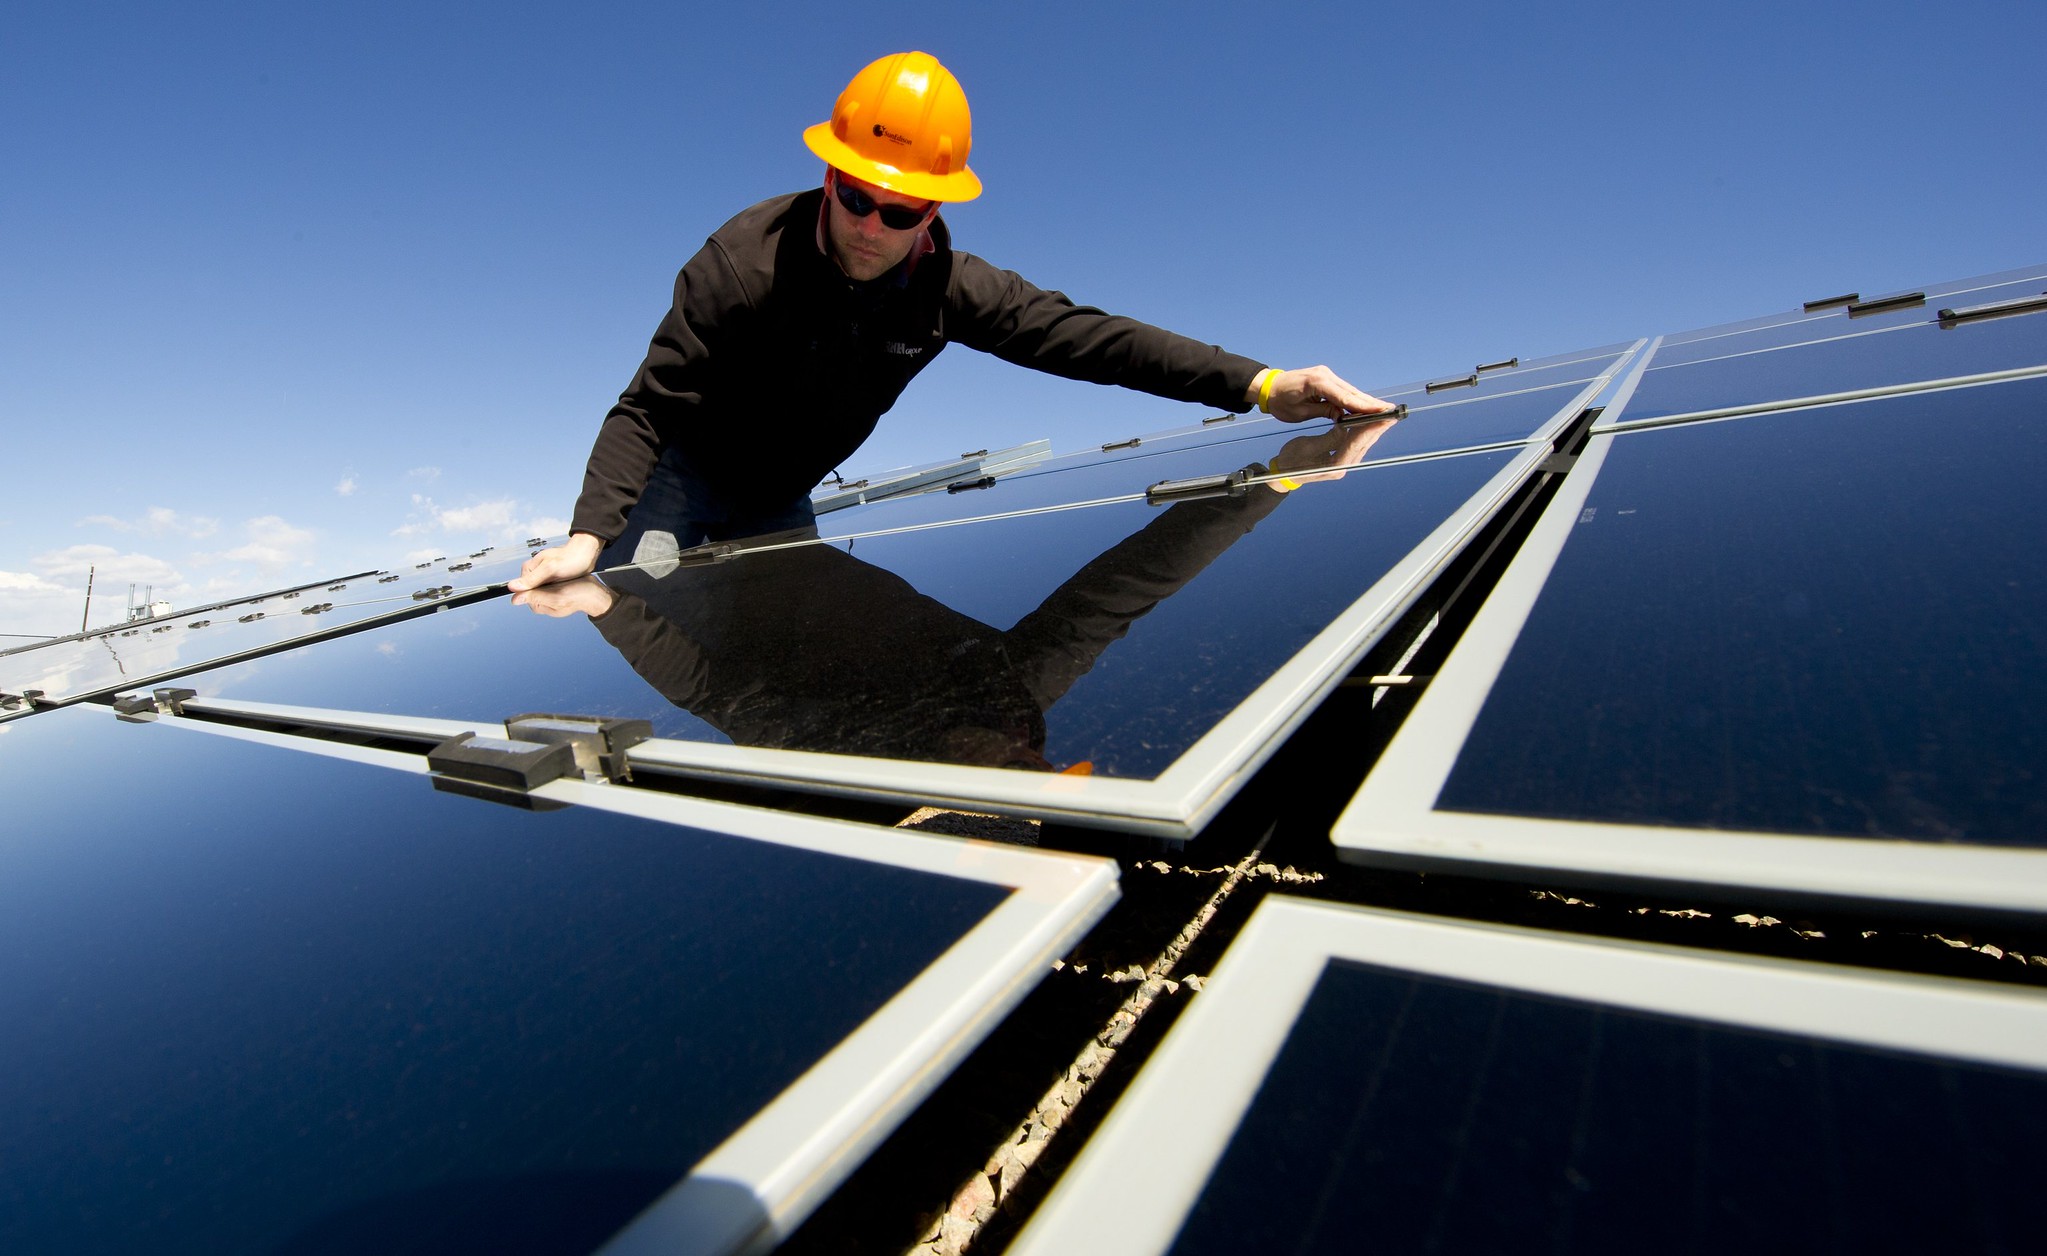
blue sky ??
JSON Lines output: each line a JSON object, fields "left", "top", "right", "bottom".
{"left": 3, "top": 0, "right": 2041, "bottom": 637}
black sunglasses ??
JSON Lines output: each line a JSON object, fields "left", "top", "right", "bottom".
{"left": 831, "top": 176, "right": 935, "bottom": 230}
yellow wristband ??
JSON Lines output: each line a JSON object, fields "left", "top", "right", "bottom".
{"left": 1257, "top": 368, "right": 1280, "bottom": 415}
{"left": 1274, "top": 476, "right": 1302, "bottom": 493}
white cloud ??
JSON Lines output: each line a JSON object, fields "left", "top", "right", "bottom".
{"left": 76, "top": 506, "right": 220, "bottom": 538}
{"left": 435, "top": 499, "right": 521, "bottom": 532}
{"left": 0, "top": 570, "right": 72, "bottom": 596}
{"left": 335, "top": 476, "right": 357, "bottom": 497}
{"left": 215, "top": 515, "right": 318, "bottom": 569}
{"left": 393, "top": 497, "right": 558, "bottom": 543}
{"left": 407, "top": 466, "right": 441, "bottom": 482}
{"left": 31, "top": 544, "right": 185, "bottom": 587}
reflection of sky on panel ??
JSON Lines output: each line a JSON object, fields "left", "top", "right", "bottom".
{"left": 972, "top": 348, "right": 1623, "bottom": 493}
{"left": 1655, "top": 264, "right": 2047, "bottom": 350}
{"left": 1440, "top": 378, "right": 2047, "bottom": 843}
{"left": 0, "top": 707, "right": 1006, "bottom": 1256}
{"left": 1372, "top": 342, "right": 1637, "bottom": 397}
{"left": 0, "top": 544, "right": 552, "bottom": 704}
{"left": 185, "top": 593, "right": 730, "bottom": 741}
{"left": 174, "top": 449, "right": 1520, "bottom": 779}
{"left": 1170, "top": 958, "right": 2047, "bottom": 1256}
{"left": 1616, "top": 311, "right": 2047, "bottom": 424}
{"left": 837, "top": 385, "right": 1582, "bottom": 540}
{"left": 1648, "top": 273, "right": 2047, "bottom": 369}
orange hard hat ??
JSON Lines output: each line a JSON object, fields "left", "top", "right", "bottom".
{"left": 803, "top": 51, "right": 983, "bottom": 203}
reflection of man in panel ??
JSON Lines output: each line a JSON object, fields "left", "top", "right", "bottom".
{"left": 510, "top": 51, "right": 1391, "bottom": 597}
{"left": 516, "top": 423, "right": 1392, "bottom": 772}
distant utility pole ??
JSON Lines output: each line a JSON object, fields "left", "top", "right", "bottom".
{"left": 81, "top": 565, "right": 96, "bottom": 634}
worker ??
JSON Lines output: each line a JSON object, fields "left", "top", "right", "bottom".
{"left": 510, "top": 51, "right": 1392, "bottom": 596}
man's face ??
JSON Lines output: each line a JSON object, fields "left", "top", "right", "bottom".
{"left": 825, "top": 170, "right": 935, "bottom": 282}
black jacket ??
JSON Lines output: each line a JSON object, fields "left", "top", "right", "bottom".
{"left": 571, "top": 189, "right": 1267, "bottom": 541}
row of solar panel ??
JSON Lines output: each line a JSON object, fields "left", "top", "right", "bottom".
{"left": 2, "top": 264, "right": 2042, "bottom": 1253}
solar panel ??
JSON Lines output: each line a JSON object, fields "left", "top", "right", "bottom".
{"left": 1655, "top": 264, "right": 2047, "bottom": 352}
{"left": 157, "top": 441, "right": 1543, "bottom": 835}
{"left": 836, "top": 343, "right": 1635, "bottom": 512}
{"left": 1611, "top": 302, "right": 2047, "bottom": 427}
{"left": 1010, "top": 898, "right": 2047, "bottom": 1256}
{"left": 0, "top": 704, "right": 1116, "bottom": 1256}
{"left": 1334, "top": 375, "right": 2047, "bottom": 910}
{"left": 1649, "top": 268, "right": 2047, "bottom": 367}
{"left": 0, "top": 544, "right": 554, "bottom": 712}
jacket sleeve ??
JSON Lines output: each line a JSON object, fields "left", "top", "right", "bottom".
{"left": 1005, "top": 477, "right": 1287, "bottom": 711}
{"left": 570, "top": 240, "right": 752, "bottom": 543}
{"left": 944, "top": 252, "right": 1266, "bottom": 414}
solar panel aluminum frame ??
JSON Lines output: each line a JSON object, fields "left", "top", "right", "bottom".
{"left": 1006, "top": 897, "right": 2047, "bottom": 1256}
{"left": 130, "top": 708, "right": 1120, "bottom": 1256}
{"left": 1332, "top": 394, "right": 2047, "bottom": 914}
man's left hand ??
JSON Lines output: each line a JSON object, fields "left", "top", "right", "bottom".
{"left": 1255, "top": 365, "right": 1395, "bottom": 423}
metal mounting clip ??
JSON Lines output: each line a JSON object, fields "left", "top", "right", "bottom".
{"left": 1147, "top": 469, "right": 1252, "bottom": 505}
{"left": 1939, "top": 292, "right": 2047, "bottom": 327}
{"left": 503, "top": 713, "right": 653, "bottom": 784}
{"left": 1847, "top": 291, "right": 1925, "bottom": 318}
{"left": 112, "top": 687, "right": 198, "bottom": 722}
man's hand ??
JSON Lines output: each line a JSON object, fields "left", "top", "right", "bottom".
{"left": 508, "top": 532, "right": 603, "bottom": 593}
{"left": 1252, "top": 365, "right": 1395, "bottom": 424}
{"left": 510, "top": 576, "right": 617, "bottom": 619}
{"left": 1267, "top": 416, "right": 1399, "bottom": 487}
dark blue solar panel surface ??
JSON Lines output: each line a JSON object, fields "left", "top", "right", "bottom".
{"left": 0, "top": 709, "right": 1009, "bottom": 1256}
{"left": 171, "top": 448, "right": 1522, "bottom": 779}
{"left": 1438, "top": 378, "right": 2047, "bottom": 841}
{"left": 1618, "top": 310, "right": 2047, "bottom": 424}
{"left": 1167, "top": 958, "right": 2047, "bottom": 1255}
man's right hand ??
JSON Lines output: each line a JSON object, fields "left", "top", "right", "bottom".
{"left": 508, "top": 532, "right": 604, "bottom": 593}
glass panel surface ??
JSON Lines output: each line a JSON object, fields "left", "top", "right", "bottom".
{"left": 834, "top": 382, "right": 1582, "bottom": 540}
{"left": 1170, "top": 959, "right": 2047, "bottom": 1255}
{"left": 893, "top": 349, "right": 1621, "bottom": 508}
{"left": 1656, "top": 264, "right": 2047, "bottom": 350}
{"left": 1618, "top": 306, "right": 2047, "bottom": 424}
{"left": 174, "top": 448, "right": 1524, "bottom": 780}
{"left": 0, "top": 707, "right": 1010, "bottom": 1256}
{"left": 1439, "top": 378, "right": 2047, "bottom": 842}
{"left": 0, "top": 544, "right": 551, "bottom": 706}
{"left": 1376, "top": 352, "right": 1625, "bottom": 403}
{"left": 1650, "top": 274, "right": 2047, "bottom": 369}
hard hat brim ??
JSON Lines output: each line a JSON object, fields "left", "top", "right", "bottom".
{"left": 803, "top": 122, "right": 983, "bottom": 203}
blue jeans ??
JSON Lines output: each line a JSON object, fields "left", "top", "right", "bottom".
{"left": 599, "top": 446, "right": 818, "bottom": 572}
